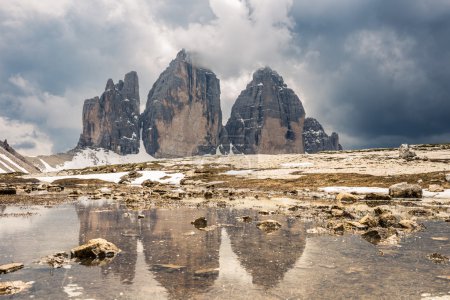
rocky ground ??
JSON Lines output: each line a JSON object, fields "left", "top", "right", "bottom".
{"left": 1, "top": 144, "right": 450, "bottom": 241}
{"left": 1, "top": 144, "right": 449, "bottom": 295}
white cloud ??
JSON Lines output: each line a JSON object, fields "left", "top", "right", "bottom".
{"left": 8, "top": 74, "right": 81, "bottom": 130}
{"left": 0, "top": 116, "right": 53, "bottom": 156}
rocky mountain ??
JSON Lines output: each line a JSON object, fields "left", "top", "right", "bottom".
{"left": 302, "top": 117, "right": 342, "bottom": 153}
{"left": 224, "top": 67, "right": 306, "bottom": 154}
{"left": 0, "top": 140, "right": 40, "bottom": 173}
{"left": 141, "top": 50, "right": 223, "bottom": 158}
{"left": 77, "top": 71, "right": 140, "bottom": 155}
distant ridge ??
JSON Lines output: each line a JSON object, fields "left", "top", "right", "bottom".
{"left": 0, "top": 140, "right": 40, "bottom": 174}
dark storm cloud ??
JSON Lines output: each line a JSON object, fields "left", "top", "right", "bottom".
{"left": 289, "top": 0, "right": 450, "bottom": 148}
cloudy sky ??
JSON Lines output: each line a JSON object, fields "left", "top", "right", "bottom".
{"left": 1, "top": 0, "right": 449, "bottom": 155}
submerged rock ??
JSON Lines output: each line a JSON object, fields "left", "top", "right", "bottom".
{"left": 0, "top": 263, "right": 24, "bottom": 274}
{"left": 71, "top": 238, "right": 120, "bottom": 259}
{"left": 361, "top": 228, "right": 398, "bottom": 245}
{"left": 427, "top": 253, "right": 449, "bottom": 264}
{"left": 388, "top": 182, "right": 422, "bottom": 198}
{"left": 151, "top": 264, "right": 186, "bottom": 272}
{"left": 0, "top": 281, "right": 32, "bottom": 296}
{"left": 256, "top": 219, "right": 282, "bottom": 233}
{"left": 194, "top": 268, "right": 219, "bottom": 277}
{"left": 236, "top": 215, "right": 252, "bottom": 223}
{"left": 38, "top": 252, "right": 70, "bottom": 269}
{"left": 191, "top": 217, "right": 208, "bottom": 229}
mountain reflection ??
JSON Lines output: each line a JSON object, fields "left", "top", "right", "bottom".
{"left": 75, "top": 204, "right": 306, "bottom": 298}
{"left": 218, "top": 209, "right": 306, "bottom": 288}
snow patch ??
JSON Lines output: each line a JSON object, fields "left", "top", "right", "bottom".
{"left": 423, "top": 189, "right": 450, "bottom": 199}
{"left": 0, "top": 160, "right": 15, "bottom": 172}
{"left": 0, "top": 153, "right": 28, "bottom": 173}
{"left": 319, "top": 186, "right": 389, "bottom": 194}
{"left": 39, "top": 158, "right": 57, "bottom": 173}
{"left": 55, "top": 142, "right": 153, "bottom": 171}
{"left": 280, "top": 162, "right": 314, "bottom": 168}
{"left": 223, "top": 170, "right": 254, "bottom": 176}
{"left": 36, "top": 170, "right": 184, "bottom": 185}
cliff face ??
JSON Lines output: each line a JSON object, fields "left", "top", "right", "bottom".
{"left": 224, "top": 67, "right": 306, "bottom": 154}
{"left": 302, "top": 117, "right": 342, "bottom": 153}
{"left": 77, "top": 71, "right": 140, "bottom": 155}
{"left": 141, "top": 50, "right": 222, "bottom": 158}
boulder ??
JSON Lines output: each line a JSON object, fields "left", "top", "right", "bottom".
{"left": 398, "top": 219, "right": 421, "bottom": 230}
{"left": 70, "top": 238, "right": 120, "bottom": 259}
{"left": 336, "top": 192, "right": 358, "bottom": 204}
{"left": 398, "top": 144, "right": 416, "bottom": 160}
{"left": 364, "top": 193, "right": 391, "bottom": 200}
{"left": 361, "top": 228, "right": 397, "bottom": 245}
{"left": 0, "top": 263, "right": 24, "bottom": 274}
{"left": 359, "top": 214, "right": 378, "bottom": 228}
{"left": 388, "top": 182, "right": 422, "bottom": 198}
{"left": 0, "top": 187, "right": 16, "bottom": 195}
{"left": 445, "top": 174, "right": 450, "bottom": 182}
{"left": 256, "top": 219, "right": 282, "bottom": 233}
{"left": 141, "top": 50, "right": 223, "bottom": 157}
{"left": 225, "top": 67, "right": 306, "bottom": 154}
{"left": 378, "top": 213, "right": 400, "bottom": 228}
{"left": 428, "top": 184, "right": 444, "bottom": 192}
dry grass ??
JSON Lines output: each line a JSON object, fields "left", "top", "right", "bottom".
{"left": 187, "top": 169, "right": 450, "bottom": 192}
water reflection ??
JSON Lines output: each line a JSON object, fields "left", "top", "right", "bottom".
{"left": 1, "top": 201, "right": 447, "bottom": 299}
{"left": 74, "top": 204, "right": 306, "bottom": 298}
{"left": 218, "top": 209, "right": 306, "bottom": 288}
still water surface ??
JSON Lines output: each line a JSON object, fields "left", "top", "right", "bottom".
{"left": 0, "top": 200, "right": 449, "bottom": 299}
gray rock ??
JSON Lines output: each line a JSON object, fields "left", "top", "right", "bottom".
{"left": 445, "top": 174, "right": 450, "bottom": 182}
{"left": 389, "top": 182, "right": 423, "bottom": 198}
{"left": 77, "top": 71, "right": 140, "bottom": 155}
{"left": 399, "top": 144, "right": 416, "bottom": 160}
{"left": 302, "top": 118, "right": 342, "bottom": 153}
{"left": 141, "top": 50, "right": 223, "bottom": 158}
{"left": 224, "top": 67, "right": 306, "bottom": 154}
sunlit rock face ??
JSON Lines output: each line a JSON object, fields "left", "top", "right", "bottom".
{"left": 77, "top": 71, "right": 140, "bottom": 155}
{"left": 302, "top": 117, "right": 342, "bottom": 153}
{"left": 224, "top": 67, "right": 306, "bottom": 154}
{"left": 141, "top": 50, "right": 223, "bottom": 158}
